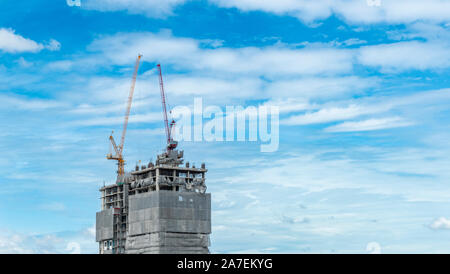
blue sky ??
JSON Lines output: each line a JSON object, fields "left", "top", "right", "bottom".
{"left": 0, "top": 0, "right": 450, "bottom": 253}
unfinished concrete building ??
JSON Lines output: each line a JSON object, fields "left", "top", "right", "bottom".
{"left": 96, "top": 150, "right": 211, "bottom": 254}
{"left": 96, "top": 61, "right": 210, "bottom": 254}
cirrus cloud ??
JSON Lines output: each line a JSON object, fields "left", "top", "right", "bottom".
{"left": 324, "top": 117, "right": 414, "bottom": 132}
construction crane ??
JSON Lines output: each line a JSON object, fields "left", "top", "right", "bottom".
{"left": 157, "top": 64, "right": 178, "bottom": 152}
{"left": 107, "top": 54, "right": 142, "bottom": 179}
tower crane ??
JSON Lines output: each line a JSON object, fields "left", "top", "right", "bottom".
{"left": 107, "top": 54, "right": 142, "bottom": 180}
{"left": 157, "top": 64, "right": 178, "bottom": 152}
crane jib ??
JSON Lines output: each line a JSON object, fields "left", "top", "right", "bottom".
{"left": 157, "top": 64, "right": 177, "bottom": 151}
{"left": 107, "top": 54, "right": 142, "bottom": 178}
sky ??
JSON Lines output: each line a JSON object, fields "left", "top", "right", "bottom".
{"left": 0, "top": 0, "right": 450, "bottom": 254}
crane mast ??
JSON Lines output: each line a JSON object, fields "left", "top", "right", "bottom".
{"left": 157, "top": 64, "right": 177, "bottom": 151}
{"left": 107, "top": 54, "right": 142, "bottom": 180}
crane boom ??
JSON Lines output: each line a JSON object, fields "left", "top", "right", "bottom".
{"left": 107, "top": 54, "right": 142, "bottom": 179}
{"left": 120, "top": 54, "right": 142, "bottom": 154}
{"left": 157, "top": 64, "right": 170, "bottom": 145}
{"left": 157, "top": 64, "right": 177, "bottom": 151}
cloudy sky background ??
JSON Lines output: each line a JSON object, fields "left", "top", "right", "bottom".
{"left": 1, "top": 0, "right": 450, "bottom": 253}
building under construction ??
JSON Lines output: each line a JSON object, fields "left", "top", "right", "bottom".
{"left": 95, "top": 58, "right": 211, "bottom": 254}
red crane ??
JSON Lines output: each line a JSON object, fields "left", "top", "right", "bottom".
{"left": 107, "top": 54, "right": 142, "bottom": 178}
{"left": 157, "top": 64, "right": 177, "bottom": 151}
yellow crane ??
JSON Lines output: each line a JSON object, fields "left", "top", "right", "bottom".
{"left": 107, "top": 54, "right": 142, "bottom": 182}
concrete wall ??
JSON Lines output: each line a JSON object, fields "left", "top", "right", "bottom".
{"left": 127, "top": 191, "right": 211, "bottom": 235}
{"left": 126, "top": 190, "right": 211, "bottom": 254}
{"left": 126, "top": 232, "right": 210, "bottom": 254}
{"left": 96, "top": 208, "right": 114, "bottom": 242}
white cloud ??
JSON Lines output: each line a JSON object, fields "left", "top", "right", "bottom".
{"left": 282, "top": 104, "right": 385, "bottom": 125}
{"left": 15, "top": 57, "right": 33, "bottom": 68}
{"left": 84, "top": 225, "right": 96, "bottom": 238}
{"left": 261, "top": 98, "right": 313, "bottom": 114}
{"left": 63, "top": 29, "right": 450, "bottom": 84}
{"left": 0, "top": 28, "right": 43, "bottom": 53}
{"left": 49, "top": 28, "right": 450, "bottom": 92}
{"left": 45, "top": 39, "right": 61, "bottom": 51}
{"left": 72, "top": 0, "right": 450, "bottom": 25}
{"left": 0, "top": 28, "right": 60, "bottom": 54}
{"left": 215, "top": 144, "right": 450, "bottom": 202}
{"left": 87, "top": 32, "right": 354, "bottom": 77}
{"left": 0, "top": 234, "right": 33, "bottom": 254}
{"left": 281, "top": 88, "right": 450, "bottom": 126}
{"left": 283, "top": 105, "right": 360, "bottom": 125}
{"left": 429, "top": 217, "right": 450, "bottom": 230}
{"left": 194, "top": 46, "right": 354, "bottom": 76}
{"left": 83, "top": 0, "right": 188, "bottom": 18}
{"left": 0, "top": 95, "right": 66, "bottom": 111}
{"left": 210, "top": 0, "right": 450, "bottom": 24}
{"left": 210, "top": 0, "right": 334, "bottom": 22}
{"left": 358, "top": 41, "right": 450, "bottom": 72}
{"left": 72, "top": 112, "right": 161, "bottom": 126}
{"left": 0, "top": 228, "right": 97, "bottom": 254}
{"left": 45, "top": 60, "right": 74, "bottom": 71}
{"left": 165, "top": 75, "right": 264, "bottom": 102}
{"left": 39, "top": 202, "right": 66, "bottom": 212}
{"left": 333, "top": 0, "right": 450, "bottom": 24}
{"left": 387, "top": 22, "right": 450, "bottom": 42}
{"left": 333, "top": 38, "right": 368, "bottom": 47}
{"left": 324, "top": 117, "right": 413, "bottom": 132}
{"left": 266, "top": 76, "right": 378, "bottom": 99}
